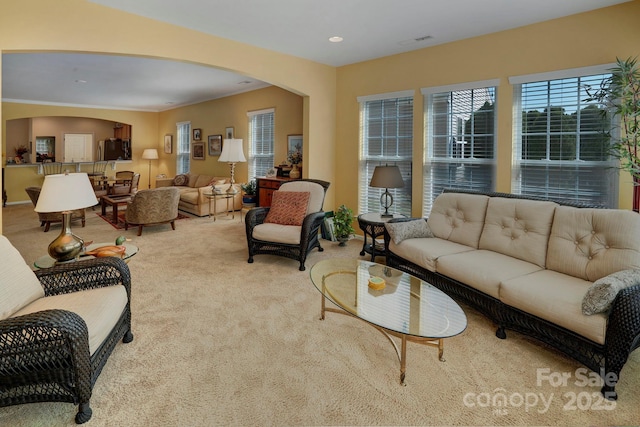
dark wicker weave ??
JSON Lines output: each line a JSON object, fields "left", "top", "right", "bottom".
{"left": 384, "top": 189, "right": 640, "bottom": 400}
{"left": 246, "top": 179, "right": 330, "bottom": 271}
{"left": 0, "top": 257, "right": 133, "bottom": 424}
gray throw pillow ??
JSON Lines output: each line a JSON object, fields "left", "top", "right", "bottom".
{"left": 385, "top": 219, "right": 433, "bottom": 245}
{"left": 582, "top": 269, "right": 640, "bottom": 315}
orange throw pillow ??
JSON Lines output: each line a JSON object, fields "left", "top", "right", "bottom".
{"left": 264, "top": 191, "right": 310, "bottom": 226}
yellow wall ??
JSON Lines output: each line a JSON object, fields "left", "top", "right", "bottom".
{"left": 0, "top": 0, "right": 336, "bottom": 229}
{"left": 158, "top": 86, "right": 303, "bottom": 184}
{"left": 335, "top": 0, "right": 640, "bottom": 215}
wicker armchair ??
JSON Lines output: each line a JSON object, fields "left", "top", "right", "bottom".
{"left": 0, "top": 236, "right": 133, "bottom": 424}
{"left": 124, "top": 186, "right": 181, "bottom": 236}
{"left": 25, "top": 186, "right": 86, "bottom": 232}
{"left": 245, "top": 179, "right": 330, "bottom": 271}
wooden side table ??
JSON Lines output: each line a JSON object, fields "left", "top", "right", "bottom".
{"left": 357, "top": 212, "right": 407, "bottom": 261}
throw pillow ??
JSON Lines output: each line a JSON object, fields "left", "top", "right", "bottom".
{"left": 385, "top": 219, "right": 433, "bottom": 245}
{"left": 173, "top": 174, "right": 189, "bottom": 186}
{"left": 582, "top": 269, "right": 640, "bottom": 315}
{"left": 264, "top": 191, "right": 311, "bottom": 226}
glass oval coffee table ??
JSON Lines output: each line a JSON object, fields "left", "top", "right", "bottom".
{"left": 310, "top": 258, "right": 467, "bottom": 385}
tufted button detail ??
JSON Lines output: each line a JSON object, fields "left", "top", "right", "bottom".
{"left": 502, "top": 225, "right": 505, "bottom": 229}
{"left": 591, "top": 230, "right": 596, "bottom": 235}
{"left": 575, "top": 241, "right": 579, "bottom": 245}
{"left": 511, "top": 236, "right": 515, "bottom": 240}
{"left": 606, "top": 245, "right": 610, "bottom": 249}
{"left": 588, "top": 256, "right": 593, "bottom": 260}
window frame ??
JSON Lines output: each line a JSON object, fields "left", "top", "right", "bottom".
{"left": 247, "top": 108, "right": 275, "bottom": 180}
{"left": 176, "top": 121, "right": 191, "bottom": 175}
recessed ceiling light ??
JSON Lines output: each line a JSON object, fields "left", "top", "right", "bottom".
{"left": 329, "top": 36, "right": 343, "bottom": 43}
{"left": 237, "top": 80, "right": 252, "bottom": 85}
{"left": 74, "top": 79, "right": 87, "bottom": 83}
{"left": 165, "top": 101, "right": 174, "bottom": 105}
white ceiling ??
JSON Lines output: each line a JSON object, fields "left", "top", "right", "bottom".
{"left": 2, "top": 0, "right": 630, "bottom": 112}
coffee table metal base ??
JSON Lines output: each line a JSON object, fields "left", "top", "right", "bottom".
{"left": 319, "top": 293, "right": 445, "bottom": 386}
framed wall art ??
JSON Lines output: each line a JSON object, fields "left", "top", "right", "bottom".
{"left": 164, "top": 134, "right": 173, "bottom": 154}
{"left": 225, "top": 126, "right": 234, "bottom": 139}
{"left": 288, "top": 134, "right": 303, "bottom": 154}
{"left": 192, "top": 142, "right": 205, "bottom": 160}
{"left": 208, "top": 134, "right": 222, "bottom": 156}
{"left": 193, "top": 128, "right": 202, "bottom": 141}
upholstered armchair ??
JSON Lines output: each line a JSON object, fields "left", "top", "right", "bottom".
{"left": 245, "top": 179, "right": 330, "bottom": 271}
{"left": 25, "top": 186, "right": 86, "bottom": 232}
{"left": 0, "top": 235, "right": 133, "bottom": 424}
{"left": 124, "top": 186, "right": 181, "bottom": 236}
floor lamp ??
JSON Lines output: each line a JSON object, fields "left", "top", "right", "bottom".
{"left": 141, "top": 148, "right": 159, "bottom": 189}
{"left": 219, "top": 139, "right": 246, "bottom": 194}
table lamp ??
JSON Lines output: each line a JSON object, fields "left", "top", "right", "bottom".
{"left": 219, "top": 139, "right": 246, "bottom": 194}
{"left": 141, "top": 148, "right": 159, "bottom": 189}
{"left": 369, "top": 165, "right": 404, "bottom": 217}
{"left": 34, "top": 173, "right": 98, "bottom": 262}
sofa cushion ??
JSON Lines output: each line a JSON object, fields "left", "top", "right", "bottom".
{"left": 479, "top": 197, "right": 557, "bottom": 268}
{"left": 427, "top": 193, "right": 489, "bottom": 248}
{"left": 436, "top": 250, "right": 542, "bottom": 299}
{"left": 193, "top": 174, "right": 215, "bottom": 188}
{"left": 253, "top": 223, "right": 302, "bottom": 244}
{"left": 173, "top": 174, "right": 189, "bottom": 186}
{"left": 500, "top": 269, "right": 608, "bottom": 345}
{"left": 546, "top": 206, "right": 640, "bottom": 282}
{"left": 389, "top": 237, "right": 474, "bottom": 272}
{"left": 180, "top": 188, "right": 200, "bottom": 205}
{"left": 0, "top": 236, "right": 45, "bottom": 320}
{"left": 385, "top": 219, "right": 433, "bottom": 244}
{"left": 11, "top": 285, "right": 128, "bottom": 354}
{"left": 582, "top": 268, "right": 640, "bottom": 315}
{"left": 264, "top": 191, "right": 310, "bottom": 226}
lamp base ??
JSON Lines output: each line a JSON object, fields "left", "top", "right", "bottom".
{"left": 48, "top": 213, "right": 84, "bottom": 262}
{"left": 379, "top": 189, "right": 394, "bottom": 218}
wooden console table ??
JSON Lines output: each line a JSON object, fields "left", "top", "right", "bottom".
{"left": 256, "top": 177, "right": 297, "bottom": 207}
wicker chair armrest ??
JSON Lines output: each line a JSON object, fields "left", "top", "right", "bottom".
{"left": 35, "top": 256, "right": 132, "bottom": 299}
{"left": 605, "top": 283, "right": 640, "bottom": 356}
{"left": 0, "top": 309, "right": 91, "bottom": 381}
{"left": 383, "top": 217, "right": 427, "bottom": 251}
{"left": 245, "top": 206, "right": 269, "bottom": 229}
{"left": 301, "top": 211, "right": 326, "bottom": 235}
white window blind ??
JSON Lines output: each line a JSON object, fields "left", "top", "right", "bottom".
{"left": 176, "top": 121, "right": 190, "bottom": 174}
{"left": 422, "top": 84, "right": 497, "bottom": 216}
{"left": 247, "top": 108, "right": 275, "bottom": 179}
{"left": 511, "top": 72, "right": 617, "bottom": 207}
{"left": 358, "top": 94, "right": 413, "bottom": 216}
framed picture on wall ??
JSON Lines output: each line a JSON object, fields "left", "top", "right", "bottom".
{"left": 193, "top": 128, "right": 202, "bottom": 141}
{"left": 192, "top": 142, "right": 205, "bottom": 160}
{"left": 225, "top": 126, "right": 234, "bottom": 139}
{"left": 208, "top": 134, "right": 222, "bottom": 156}
{"left": 164, "top": 134, "right": 173, "bottom": 154}
{"left": 288, "top": 134, "right": 302, "bottom": 154}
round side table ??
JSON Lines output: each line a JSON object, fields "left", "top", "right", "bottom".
{"left": 357, "top": 212, "right": 406, "bottom": 261}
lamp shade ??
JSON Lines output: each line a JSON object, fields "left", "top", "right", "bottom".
{"left": 35, "top": 173, "right": 98, "bottom": 212}
{"left": 369, "top": 165, "right": 404, "bottom": 189}
{"left": 219, "top": 139, "right": 246, "bottom": 163}
{"left": 141, "top": 148, "right": 159, "bottom": 160}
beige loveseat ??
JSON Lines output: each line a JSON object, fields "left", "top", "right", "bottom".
{"left": 156, "top": 173, "right": 242, "bottom": 217}
{"left": 384, "top": 190, "right": 640, "bottom": 400}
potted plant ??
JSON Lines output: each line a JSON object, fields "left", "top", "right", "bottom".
{"left": 241, "top": 179, "right": 258, "bottom": 205}
{"left": 333, "top": 204, "right": 355, "bottom": 246}
{"left": 586, "top": 56, "right": 640, "bottom": 210}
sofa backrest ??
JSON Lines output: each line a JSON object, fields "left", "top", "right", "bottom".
{"left": 0, "top": 235, "right": 45, "bottom": 320}
{"left": 427, "top": 192, "right": 489, "bottom": 248}
{"left": 546, "top": 206, "right": 640, "bottom": 281}
{"left": 187, "top": 174, "right": 228, "bottom": 188}
{"left": 479, "top": 197, "right": 558, "bottom": 268}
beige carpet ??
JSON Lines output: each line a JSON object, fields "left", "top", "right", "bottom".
{"left": 1, "top": 203, "right": 639, "bottom": 426}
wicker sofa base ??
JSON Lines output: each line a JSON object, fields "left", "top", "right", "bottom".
{"left": 386, "top": 251, "right": 640, "bottom": 400}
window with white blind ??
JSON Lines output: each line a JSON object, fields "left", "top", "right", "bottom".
{"left": 247, "top": 108, "right": 275, "bottom": 180}
{"left": 510, "top": 65, "right": 617, "bottom": 207}
{"left": 176, "top": 121, "right": 191, "bottom": 174}
{"left": 358, "top": 91, "right": 413, "bottom": 216}
{"left": 422, "top": 80, "right": 498, "bottom": 216}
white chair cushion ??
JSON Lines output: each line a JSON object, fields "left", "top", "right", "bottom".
{"left": 11, "top": 285, "right": 128, "bottom": 355}
{"left": 0, "top": 235, "right": 45, "bottom": 320}
{"left": 279, "top": 181, "right": 325, "bottom": 214}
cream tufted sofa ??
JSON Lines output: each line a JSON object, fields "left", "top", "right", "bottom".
{"left": 384, "top": 190, "right": 640, "bottom": 400}
{"left": 156, "top": 173, "right": 242, "bottom": 216}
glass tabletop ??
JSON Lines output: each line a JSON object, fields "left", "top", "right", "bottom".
{"left": 34, "top": 242, "right": 139, "bottom": 269}
{"left": 309, "top": 258, "right": 467, "bottom": 339}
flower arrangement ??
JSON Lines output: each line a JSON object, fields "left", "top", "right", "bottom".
{"left": 14, "top": 145, "right": 28, "bottom": 156}
{"left": 287, "top": 149, "right": 302, "bottom": 165}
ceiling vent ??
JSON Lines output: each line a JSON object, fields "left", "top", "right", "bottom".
{"left": 398, "top": 35, "right": 433, "bottom": 46}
